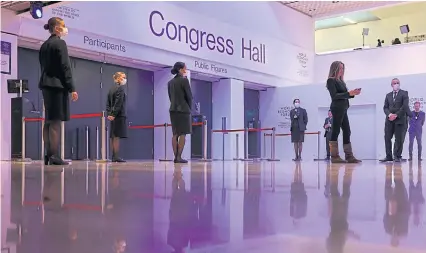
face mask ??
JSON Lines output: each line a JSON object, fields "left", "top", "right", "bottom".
{"left": 392, "top": 84, "right": 400, "bottom": 91}
{"left": 294, "top": 103, "right": 300, "bottom": 108}
{"left": 59, "top": 27, "right": 68, "bottom": 37}
{"left": 120, "top": 79, "right": 127, "bottom": 85}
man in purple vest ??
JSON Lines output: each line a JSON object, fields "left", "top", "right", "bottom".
{"left": 408, "top": 101, "right": 425, "bottom": 161}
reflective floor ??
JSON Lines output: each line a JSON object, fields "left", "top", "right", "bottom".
{"left": 1, "top": 160, "right": 425, "bottom": 253}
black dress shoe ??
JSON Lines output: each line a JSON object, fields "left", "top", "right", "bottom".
{"left": 112, "top": 157, "right": 126, "bottom": 163}
{"left": 44, "top": 155, "right": 49, "bottom": 165}
{"left": 394, "top": 158, "right": 402, "bottom": 163}
{"left": 49, "top": 156, "right": 69, "bottom": 165}
{"left": 379, "top": 157, "right": 393, "bottom": 162}
{"left": 174, "top": 159, "right": 188, "bottom": 164}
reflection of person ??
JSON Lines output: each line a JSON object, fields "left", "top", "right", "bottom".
{"left": 290, "top": 163, "right": 307, "bottom": 225}
{"left": 168, "top": 62, "right": 193, "bottom": 163}
{"left": 383, "top": 164, "right": 410, "bottom": 247}
{"left": 409, "top": 162, "right": 424, "bottom": 227}
{"left": 381, "top": 78, "right": 410, "bottom": 162}
{"left": 167, "top": 166, "right": 195, "bottom": 253}
{"left": 39, "top": 17, "right": 78, "bottom": 166}
{"left": 290, "top": 99, "right": 308, "bottom": 161}
{"left": 408, "top": 101, "right": 425, "bottom": 160}
{"left": 326, "top": 164, "right": 359, "bottom": 253}
{"left": 106, "top": 72, "right": 128, "bottom": 162}
{"left": 326, "top": 61, "right": 361, "bottom": 164}
{"left": 323, "top": 110, "right": 333, "bottom": 160}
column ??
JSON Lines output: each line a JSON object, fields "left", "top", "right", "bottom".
{"left": 153, "top": 69, "right": 191, "bottom": 160}
{"left": 212, "top": 79, "right": 245, "bottom": 160}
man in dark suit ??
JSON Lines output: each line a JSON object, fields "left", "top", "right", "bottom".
{"left": 408, "top": 101, "right": 425, "bottom": 160}
{"left": 106, "top": 72, "right": 127, "bottom": 162}
{"left": 323, "top": 110, "right": 333, "bottom": 160}
{"left": 290, "top": 99, "right": 308, "bottom": 161}
{"left": 380, "top": 78, "right": 410, "bottom": 162}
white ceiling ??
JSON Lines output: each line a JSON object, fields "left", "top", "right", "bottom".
{"left": 281, "top": 1, "right": 403, "bottom": 18}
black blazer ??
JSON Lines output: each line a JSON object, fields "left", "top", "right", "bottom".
{"left": 38, "top": 34, "right": 75, "bottom": 92}
{"left": 290, "top": 108, "right": 308, "bottom": 131}
{"left": 168, "top": 75, "right": 192, "bottom": 114}
{"left": 106, "top": 84, "right": 126, "bottom": 117}
{"left": 383, "top": 89, "right": 409, "bottom": 125}
{"left": 326, "top": 78, "right": 354, "bottom": 110}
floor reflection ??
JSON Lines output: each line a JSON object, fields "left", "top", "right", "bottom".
{"left": 1, "top": 160, "right": 425, "bottom": 253}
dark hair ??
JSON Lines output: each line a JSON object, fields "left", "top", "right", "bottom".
{"left": 414, "top": 101, "right": 421, "bottom": 105}
{"left": 293, "top": 99, "right": 300, "bottom": 104}
{"left": 43, "top": 17, "right": 64, "bottom": 33}
{"left": 171, "top": 61, "right": 185, "bottom": 75}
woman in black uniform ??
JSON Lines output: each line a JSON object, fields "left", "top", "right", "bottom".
{"left": 326, "top": 61, "right": 361, "bottom": 163}
{"left": 39, "top": 17, "right": 78, "bottom": 165}
{"left": 168, "top": 62, "right": 193, "bottom": 163}
{"left": 106, "top": 72, "right": 127, "bottom": 162}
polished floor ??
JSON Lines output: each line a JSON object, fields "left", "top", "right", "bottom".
{"left": 1, "top": 159, "right": 425, "bottom": 253}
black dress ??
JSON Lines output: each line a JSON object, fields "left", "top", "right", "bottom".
{"left": 168, "top": 75, "right": 193, "bottom": 136}
{"left": 39, "top": 34, "right": 75, "bottom": 121}
{"left": 106, "top": 84, "right": 127, "bottom": 138}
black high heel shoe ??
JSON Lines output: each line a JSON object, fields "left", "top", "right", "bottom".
{"left": 44, "top": 155, "right": 49, "bottom": 165}
{"left": 48, "top": 155, "right": 69, "bottom": 165}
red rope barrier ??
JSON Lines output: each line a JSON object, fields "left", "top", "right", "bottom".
{"left": 129, "top": 124, "right": 168, "bottom": 129}
{"left": 265, "top": 131, "right": 320, "bottom": 137}
{"left": 70, "top": 112, "right": 103, "bottom": 119}
{"left": 129, "top": 122, "right": 204, "bottom": 129}
{"left": 212, "top": 127, "right": 274, "bottom": 133}
{"left": 24, "top": 117, "right": 44, "bottom": 122}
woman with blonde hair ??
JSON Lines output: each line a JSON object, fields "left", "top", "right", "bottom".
{"left": 326, "top": 61, "right": 361, "bottom": 163}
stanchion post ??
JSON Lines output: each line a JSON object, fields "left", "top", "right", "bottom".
{"left": 22, "top": 117, "right": 26, "bottom": 160}
{"left": 96, "top": 111, "right": 108, "bottom": 163}
{"left": 267, "top": 127, "right": 280, "bottom": 161}
{"left": 84, "top": 125, "right": 90, "bottom": 161}
{"left": 60, "top": 121, "right": 65, "bottom": 160}
{"left": 260, "top": 132, "right": 267, "bottom": 160}
{"left": 41, "top": 101, "right": 45, "bottom": 160}
{"left": 222, "top": 117, "right": 226, "bottom": 161}
{"left": 159, "top": 123, "right": 173, "bottom": 162}
{"left": 106, "top": 126, "right": 110, "bottom": 160}
{"left": 241, "top": 128, "right": 253, "bottom": 161}
{"left": 313, "top": 131, "right": 321, "bottom": 161}
{"left": 199, "top": 119, "right": 211, "bottom": 162}
{"left": 96, "top": 126, "right": 99, "bottom": 160}
{"left": 233, "top": 134, "right": 240, "bottom": 160}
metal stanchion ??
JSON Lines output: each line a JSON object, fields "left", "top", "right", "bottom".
{"left": 314, "top": 131, "right": 322, "bottom": 161}
{"left": 61, "top": 121, "right": 65, "bottom": 160}
{"left": 267, "top": 127, "right": 280, "bottom": 161}
{"left": 222, "top": 117, "right": 226, "bottom": 161}
{"left": 21, "top": 117, "right": 26, "bottom": 161}
{"left": 159, "top": 123, "right": 173, "bottom": 162}
{"left": 259, "top": 132, "right": 268, "bottom": 161}
{"left": 199, "top": 119, "right": 211, "bottom": 162}
{"left": 106, "top": 126, "right": 110, "bottom": 160}
{"left": 96, "top": 111, "right": 108, "bottom": 163}
{"left": 96, "top": 126, "right": 99, "bottom": 160}
{"left": 241, "top": 128, "right": 253, "bottom": 161}
{"left": 84, "top": 126, "right": 90, "bottom": 161}
{"left": 41, "top": 102, "right": 45, "bottom": 160}
{"left": 233, "top": 134, "right": 240, "bottom": 160}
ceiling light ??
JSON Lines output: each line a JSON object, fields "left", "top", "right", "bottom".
{"left": 343, "top": 18, "right": 356, "bottom": 24}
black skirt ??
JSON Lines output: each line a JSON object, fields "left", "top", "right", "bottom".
{"left": 170, "top": 112, "right": 192, "bottom": 136}
{"left": 42, "top": 88, "right": 70, "bottom": 121}
{"left": 110, "top": 116, "right": 127, "bottom": 138}
{"left": 291, "top": 130, "right": 305, "bottom": 143}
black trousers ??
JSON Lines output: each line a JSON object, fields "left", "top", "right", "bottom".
{"left": 330, "top": 107, "right": 351, "bottom": 144}
{"left": 393, "top": 123, "right": 408, "bottom": 158}
{"left": 385, "top": 121, "right": 404, "bottom": 158}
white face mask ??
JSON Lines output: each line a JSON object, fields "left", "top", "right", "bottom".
{"left": 120, "top": 78, "right": 127, "bottom": 85}
{"left": 294, "top": 103, "right": 300, "bottom": 108}
{"left": 392, "top": 84, "right": 400, "bottom": 91}
{"left": 59, "top": 27, "right": 68, "bottom": 37}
